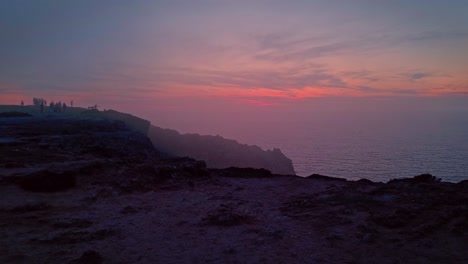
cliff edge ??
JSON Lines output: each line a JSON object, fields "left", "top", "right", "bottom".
{"left": 0, "top": 106, "right": 296, "bottom": 175}
{"left": 148, "top": 125, "right": 296, "bottom": 175}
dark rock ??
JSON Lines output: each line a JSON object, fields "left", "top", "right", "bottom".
{"left": 159, "top": 157, "right": 210, "bottom": 179}
{"left": 306, "top": 174, "right": 347, "bottom": 182}
{"left": 53, "top": 219, "right": 93, "bottom": 229}
{"left": 355, "top": 178, "right": 375, "bottom": 184}
{"left": 0, "top": 111, "right": 32, "bottom": 118}
{"left": 457, "top": 179, "right": 468, "bottom": 187}
{"left": 18, "top": 170, "right": 76, "bottom": 192}
{"left": 116, "top": 159, "right": 209, "bottom": 193}
{"left": 69, "top": 250, "right": 103, "bottom": 264}
{"left": 34, "top": 229, "right": 115, "bottom": 244}
{"left": 281, "top": 195, "right": 319, "bottom": 216}
{"left": 388, "top": 174, "right": 441, "bottom": 184}
{"left": 161, "top": 157, "right": 209, "bottom": 178}
{"left": 215, "top": 167, "right": 272, "bottom": 178}
{"left": 201, "top": 206, "right": 253, "bottom": 227}
{"left": 413, "top": 173, "right": 441, "bottom": 183}
{"left": 80, "top": 109, "right": 151, "bottom": 134}
{"left": 3, "top": 161, "right": 26, "bottom": 168}
{"left": 8, "top": 202, "right": 51, "bottom": 213}
{"left": 451, "top": 216, "right": 468, "bottom": 235}
{"left": 0, "top": 175, "right": 18, "bottom": 185}
{"left": 371, "top": 208, "right": 416, "bottom": 228}
{"left": 121, "top": 206, "right": 139, "bottom": 215}
{"left": 0, "top": 117, "right": 157, "bottom": 167}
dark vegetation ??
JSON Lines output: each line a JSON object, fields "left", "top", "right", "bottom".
{"left": 0, "top": 111, "right": 32, "bottom": 117}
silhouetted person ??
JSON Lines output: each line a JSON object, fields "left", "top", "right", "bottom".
{"left": 40, "top": 102, "right": 44, "bottom": 113}
{"left": 56, "top": 101, "right": 62, "bottom": 113}
{"left": 21, "top": 100, "right": 24, "bottom": 106}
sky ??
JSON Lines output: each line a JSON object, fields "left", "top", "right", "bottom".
{"left": 1, "top": 0, "right": 468, "bottom": 134}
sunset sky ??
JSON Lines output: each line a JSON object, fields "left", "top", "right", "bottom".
{"left": 1, "top": 1, "right": 468, "bottom": 132}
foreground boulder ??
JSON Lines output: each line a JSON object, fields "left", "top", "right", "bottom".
{"left": 69, "top": 250, "right": 103, "bottom": 264}
{"left": 19, "top": 170, "right": 76, "bottom": 192}
{"left": 388, "top": 173, "right": 442, "bottom": 184}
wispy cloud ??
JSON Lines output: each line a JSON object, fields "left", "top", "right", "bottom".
{"left": 356, "top": 86, "right": 381, "bottom": 93}
{"left": 122, "top": 64, "right": 348, "bottom": 91}
{"left": 406, "top": 30, "right": 468, "bottom": 42}
{"left": 254, "top": 40, "right": 350, "bottom": 62}
{"left": 341, "top": 71, "right": 380, "bottom": 82}
{"left": 408, "top": 72, "right": 432, "bottom": 81}
{"left": 237, "top": 98, "right": 277, "bottom": 107}
{"left": 251, "top": 28, "right": 468, "bottom": 68}
{"left": 401, "top": 70, "right": 453, "bottom": 82}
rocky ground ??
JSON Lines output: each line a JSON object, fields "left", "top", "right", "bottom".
{"left": 0, "top": 115, "right": 467, "bottom": 264}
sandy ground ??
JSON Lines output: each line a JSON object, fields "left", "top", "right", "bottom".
{"left": 1, "top": 173, "right": 467, "bottom": 264}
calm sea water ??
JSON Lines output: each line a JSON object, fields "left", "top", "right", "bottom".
{"left": 229, "top": 111, "right": 468, "bottom": 183}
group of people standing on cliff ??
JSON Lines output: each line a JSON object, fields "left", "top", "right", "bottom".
{"left": 26, "top": 97, "right": 73, "bottom": 113}
{"left": 47, "top": 101, "right": 68, "bottom": 113}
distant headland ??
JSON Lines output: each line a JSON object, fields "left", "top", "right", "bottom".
{"left": 0, "top": 104, "right": 295, "bottom": 175}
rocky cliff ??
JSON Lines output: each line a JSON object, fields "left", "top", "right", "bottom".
{"left": 0, "top": 106, "right": 296, "bottom": 175}
{"left": 0, "top": 114, "right": 467, "bottom": 263}
{"left": 79, "top": 109, "right": 151, "bottom": 134}
{"left": 148, "top": 125, "right": 296, "bottom": 175}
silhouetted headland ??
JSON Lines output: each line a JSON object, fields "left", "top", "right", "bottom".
{"left": 148, "top": 125, "right": 295, "bottom": 175}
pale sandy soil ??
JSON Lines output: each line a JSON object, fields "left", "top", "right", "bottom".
{"left": 2, "top": 170, "right": 467, "bottom": 264}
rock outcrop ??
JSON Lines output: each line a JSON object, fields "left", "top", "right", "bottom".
{"left": 79, "top": 109, "right": 151, "bottom": 134}
{"left": 148, "top": 125, "right": 296, "bottom": 175}
{"left": 0, "top": 117, "right": 157, "bottom": 166}
{"left": 0, "top": 117, "right": 211, "bottom": 194}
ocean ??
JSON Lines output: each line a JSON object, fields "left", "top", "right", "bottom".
{"left": 224, "top": 111, "right": 468, "bottom": 183}
{"left": 156, "top": 103, "right": 468, "bottom": 183}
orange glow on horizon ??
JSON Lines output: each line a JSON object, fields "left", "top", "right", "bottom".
{"left": 2, "top": 80, "right": 468, "bottom": 111}
{"left": 0, "top": 93, "right": 25, "bottom": 105}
